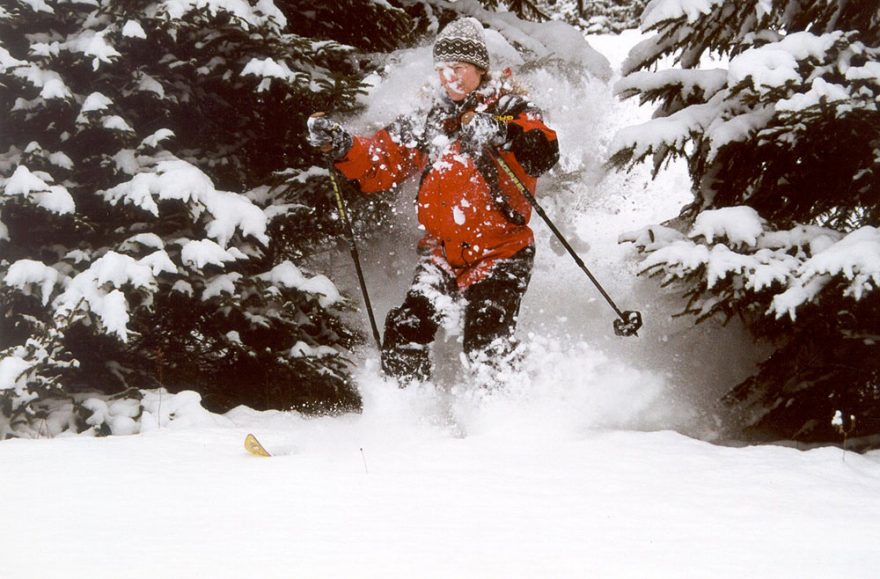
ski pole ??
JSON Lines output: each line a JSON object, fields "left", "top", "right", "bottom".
{"left": 475, "top": 135, "right": 643, "bottom": 337}
{"left": 311, "top": 113, "right": 383, "bottom": 350}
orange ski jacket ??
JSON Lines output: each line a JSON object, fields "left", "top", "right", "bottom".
{"left": 335, "top": 79, "right": 559, "bottom": 288}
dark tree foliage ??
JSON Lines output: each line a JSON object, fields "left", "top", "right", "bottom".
{"left": 0, "top": 0, "right": 417, "bottom": 436}
{"left": 280, "top": 0, "right": 414, "bottom": 51}
{"left": 611, "top": 0, "right": 880, "bottom": 444}
{"left": 480, "top": 0, "right": 550, "bottom": 21}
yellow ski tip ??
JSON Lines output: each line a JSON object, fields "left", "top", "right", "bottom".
{"left": 244, "top": 433, "right": 271, "bottom": 457}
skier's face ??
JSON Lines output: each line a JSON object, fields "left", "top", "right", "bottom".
{"left": 437, "top": 62, "right": 483, "bottom": 101}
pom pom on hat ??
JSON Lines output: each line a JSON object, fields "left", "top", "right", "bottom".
{"left": 433, "top": 17, "right": 490, "bottom": 71}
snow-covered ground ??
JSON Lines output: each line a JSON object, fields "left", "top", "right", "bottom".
{"left": 3, "top": 27, "right": 879, "bottom": 579}
{"left": 2, "top": 394, "right": 880, "bottom": 578}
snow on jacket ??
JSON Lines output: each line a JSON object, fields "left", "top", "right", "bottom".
{"left": 335, "top": 75, "right": 559, "bottom": 288}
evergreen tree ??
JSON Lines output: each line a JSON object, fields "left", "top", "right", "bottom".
{"left": 418, "top": 0, "right": 649, "bottom": 29}
{"left": 610, "top": 0, "right": 880, "bottom": 443}
{"left": 0, "top": 0, "right": 411, "bottom": 436}
{"left": 540, "top": 0, "right": 648, "bottom": 33}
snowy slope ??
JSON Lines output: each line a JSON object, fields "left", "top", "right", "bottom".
{"left": 3, "top": 27, "right": 879, "bottom": 579}
{"left": 2, "top": 394, "right": 879, "bottom": 579}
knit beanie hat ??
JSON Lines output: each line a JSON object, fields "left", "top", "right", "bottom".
{"left": 433, "top": 18, "right": 490, "bottom": 71}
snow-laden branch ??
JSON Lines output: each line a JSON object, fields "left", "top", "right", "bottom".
{"left": 101, "top": 155, "right": 270, "bottom": 247}
{"left": 641, "top": 0, "right": 726, "bottom": 30}
{"left": 615, "top": 68, "right": 728, "bottom": 101}
{"left": 704, "top": 107, "right": 774, "bottom": 161}
{"left": 612, "top": 25, "right": 878, "bottom": 174}
{"left": 63, "top": 29, "right": 121, "bottom": 70}
{"left": 624, "top": 210, "right": 880, "bottom": 320}
{"left": 161, "top": 0, "right": 287, "bottom": 31}
{"left": 2, "top": 165, "right": 75, "bottom": 215}
{"left": 259, "top": 262, "right": 342, "bottom": 308}
{"left": 610, "top": 91, "right": 725, "bottom": 162}
{"left": 12, "top": 65, "right": 71, "bottom": 99}
{"left": 3, "top": 260, "right": 61, "bottom": 306}
{"left": 0, "top": 356, "right": 33, "bottom": 394}
{"left": 798, "top": 227, "right": 880, "bottom": 301}
{"left": 180, "top": 239, "right": 247, "bottom": 270}
{"left": 690, "top": 206, "right": 764, "bottom": 247}
{"left": 52, "top": 252, "right": 160, "bottom": 341}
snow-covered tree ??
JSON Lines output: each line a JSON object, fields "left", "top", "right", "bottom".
{"left": 472, "top": 0, "right": 547, "bottom": 21}
{"left": 610, "top": 0, "right": 880, "bottom": 443}
{"left": 0, "top": 0, "right": 416, "bottom": 436}
{"left": 410, "top": 0, "right": 647, "bottom": 30}
{"left": 539, "top": 0, "right": 648, "bottom": 33}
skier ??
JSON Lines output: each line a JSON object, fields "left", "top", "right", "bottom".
{"left": 308, "top": 17, "right": 559, "bottom": 385}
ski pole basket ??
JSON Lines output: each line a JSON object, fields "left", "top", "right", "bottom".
{"left": 613, "top": 310, "right": 643, "bottom": 337}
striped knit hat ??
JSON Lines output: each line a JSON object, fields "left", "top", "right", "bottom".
{"left": 433, "top": 18, "right": 490, "bottom": 71}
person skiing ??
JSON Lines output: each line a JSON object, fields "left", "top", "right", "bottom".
{"left": 308, "top": 17, "right": 559, "bottom": 385}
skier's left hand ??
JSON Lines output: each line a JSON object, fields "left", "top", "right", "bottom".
{"left": 460, "top": 111, "right": 508, "bottom": 152}
{"left": 308, "top": 113, "right": 353, "bottom": 159}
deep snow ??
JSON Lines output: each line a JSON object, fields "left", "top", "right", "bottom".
{"left": 3, "top": 26, "right": 879, "bottom": 579}
{"left": 2, "top": 399, "right": 879, "bottom": 578}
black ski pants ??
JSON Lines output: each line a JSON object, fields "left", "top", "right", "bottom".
{"left": 381, "top": 246, "right": 534, "bottom": 383}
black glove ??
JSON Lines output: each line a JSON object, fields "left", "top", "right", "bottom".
{"left": 460, "top": 112, "right": 508, "bottom": 152}
{"left": 307, "top": 115, "right": 353, "bottom": 159}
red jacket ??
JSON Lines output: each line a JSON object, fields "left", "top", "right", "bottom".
{"left": 335, "top": 80, "right": 559, "bottom": 288}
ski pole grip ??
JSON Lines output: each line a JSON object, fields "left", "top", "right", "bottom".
{"left": 309, "top": 112, "right": 334, "bottom": 154}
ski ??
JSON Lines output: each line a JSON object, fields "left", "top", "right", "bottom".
{"left": 244, "top": 433, "right": 271, "bottom": 457}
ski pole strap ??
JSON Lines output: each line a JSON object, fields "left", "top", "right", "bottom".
{"left": 326, "top": 162, "right": 383, "bottom": 350}
{"left": 490, "top": 151, "right": 642, "bottom": 336}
